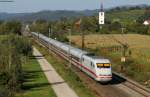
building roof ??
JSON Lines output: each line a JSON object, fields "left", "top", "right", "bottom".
{"left": 143, "top": 20, "right": 150, "bottom": 25}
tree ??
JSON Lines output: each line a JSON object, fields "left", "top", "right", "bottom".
{"left": 108, "top": 21, "right": 122, "bottom": 33}
{"left": 0, "top": 35, "right": 32, "bottom": 96}
{"left": 137, "top": 8, "right": 150, "bottom": 23}
{"left": 0, "top": 21, "right": 22, "bottom": 35}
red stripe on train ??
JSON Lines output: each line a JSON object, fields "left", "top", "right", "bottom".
{"left": 45, "top": 43, "right": 111, "bottom": 79}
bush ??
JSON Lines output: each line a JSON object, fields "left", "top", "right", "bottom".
{"left": 2, "top": 34, "right": 32, "bottom": 56}
{"left": 0, "top": 21, "right": 22, "bottom": 35}
{"left": 0, "top": 88, "right": 12, "bottom": 97}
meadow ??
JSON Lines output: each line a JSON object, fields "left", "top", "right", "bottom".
{"left": 21, "top": 57, "right": 56, "bottom": 97}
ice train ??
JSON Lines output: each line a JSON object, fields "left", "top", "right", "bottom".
{"left": 31, "top": 32, "right": 112, "bottom": 82}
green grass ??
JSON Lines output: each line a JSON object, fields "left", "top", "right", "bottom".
{"left": 33, "top": 42, "right": 99, "bottom": 97}
{"left": 20, "top": 57, "right": 56, "bottom": 97}
{"left": 0, "top": 35, "right": 8, "bottom": 41}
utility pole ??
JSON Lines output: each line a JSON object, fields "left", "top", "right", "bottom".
{"left": 120, "top": 27, "right": 128, "bottom": 72}
{"left": 49, "top": 25, "right": 52, "bottom": 54}
{"left": 38, "top": 32, "right": 39, "bottom": 39}
{"left": 81, "top": 31, "right": 85, "bottom": 50}
{"left": 68, "top": 29, "right": 72, "bottom": 69}
{"left": 75, "top": 19, "right": 85, "bottom": 50}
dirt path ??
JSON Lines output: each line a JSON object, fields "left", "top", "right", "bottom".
{"left": 33, "top": 47, "right": 78, "bottom": 97}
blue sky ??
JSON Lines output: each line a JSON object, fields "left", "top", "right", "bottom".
{"left": 0, "top": 0, "right": 150, "bottom": 13}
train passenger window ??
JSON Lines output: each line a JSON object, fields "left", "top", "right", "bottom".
{"left": 91, "top": 62, "right": 94, "bottom": 68}
{"left": 93, "top": 64, "right": 95, "bottom": 68}
{"left": 82, "top": 58, "right": 84, "bottom": 61}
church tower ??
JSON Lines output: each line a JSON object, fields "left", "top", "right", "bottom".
{"left": 99, "top": 1, "right": 105, "bottom": 25}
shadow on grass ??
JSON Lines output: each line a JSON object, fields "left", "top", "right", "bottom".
{"left": 22, "top": 82, "right": 50, "bottom": 90}
{"left": 51, "top": 81, "right": 65, "bottom": 85}
{"left": 26, "top": 69, "right": 52, "bottom": 74}
{"left": 22, "top": 57, "right": 50, "bottom": 91}
{"left": 22, "top": 71, "right": 50, "bottom": 90}
{"left": 29, "top": 55, "right": 44, "bottom": 59}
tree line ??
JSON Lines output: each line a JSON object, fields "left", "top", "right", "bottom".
{"left": 0, "top": 21, "right": 32, "bottom": 97}
{"left": 0, "top": 21, "right": 22, "bottom": 35}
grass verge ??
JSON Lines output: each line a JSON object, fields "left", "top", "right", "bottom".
{"left": 20, "top": 57, "right": 57, "bottom": 97}
{"left": 33, "top": 42, "right": 99, "bottom": 97}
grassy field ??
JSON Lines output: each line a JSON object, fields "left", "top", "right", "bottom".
{"left": 20, "top": 57, "right": 56, "bottom": 97}
{"left": 70, "top": 34, "right": 150, "bottom": 61}
{"left": 33, "top": 42, "right": 99, "bottom": 97}
{"left": 0, "top": 35, "right": 7, "bottom": 41}
{"left": 70, "top": 34, "right": 150, "bottom": 87}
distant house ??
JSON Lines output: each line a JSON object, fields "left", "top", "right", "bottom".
{"left": 143, "top": 20, "right": 150, "bottom": 25}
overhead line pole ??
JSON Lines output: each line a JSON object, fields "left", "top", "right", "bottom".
{"left": 49, "top": 25, "right": 53, "bottom": 55}
{"left": 68, "top": 28, "right": 72, "bottom": 69}
{"left": 81, "top": 31, "right": 85, "bottom": 50}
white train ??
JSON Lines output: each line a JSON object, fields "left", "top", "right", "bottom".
{"left": 31, "top": 32, "right": 112, "bottom": 82}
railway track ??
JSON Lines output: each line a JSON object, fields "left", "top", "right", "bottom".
{"left": 33, "top": 38, "right": 150, "bottom": 97}
{"left": 114, "top": 72, "right": 150, "bottom": 97}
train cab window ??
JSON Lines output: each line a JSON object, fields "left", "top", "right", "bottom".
{"left": 97, "top": 63, "right": 111, "bottom": 68}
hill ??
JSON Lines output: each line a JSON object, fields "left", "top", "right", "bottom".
{"left": 0, "top": 5, "right": 149, "bottom": 22}
{"left": 0, "top": 10, "right": 98, "bottom": 22}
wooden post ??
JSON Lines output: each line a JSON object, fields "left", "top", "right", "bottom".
{"left": 81, "top": 31, "right": 85, "bottom": 50}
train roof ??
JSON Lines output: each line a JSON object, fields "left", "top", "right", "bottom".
{"left": 32, "top": 32, "right": 89, "bottom": 58}
{"left": 90, "top": 56, "right": 105, "bottom": 59}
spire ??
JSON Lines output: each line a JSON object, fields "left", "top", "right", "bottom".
{"left": 100, "top": 0, "right": 103, "bottom": 12}
{"left": 99, "top": 0, "right": 105, "bottom": 25}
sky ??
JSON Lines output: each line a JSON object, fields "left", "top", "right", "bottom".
{"left": 0, "top": 0, "right": 150, "bottom": 13}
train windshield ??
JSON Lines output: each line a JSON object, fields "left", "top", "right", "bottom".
{"left": 97, "top": 63, "right": 111, "bottom": 68}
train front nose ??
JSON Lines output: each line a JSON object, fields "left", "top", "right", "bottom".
{"left": 96, "top": 75, "right": 112, "bottom": 82}
{"left": 100, "top": 76, "right": 112, "bottom": 82}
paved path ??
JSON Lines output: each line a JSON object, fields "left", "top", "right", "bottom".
{"left": 33, "top": 47, "right": 78, "bottom": 97}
